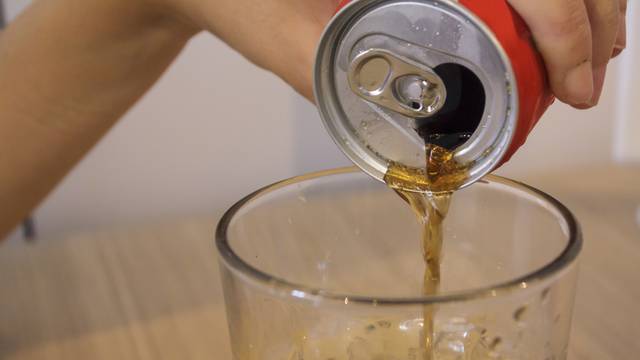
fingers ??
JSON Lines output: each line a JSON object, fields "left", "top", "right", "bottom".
{"left": 584, "top": 0, "right": 620, "bottom": 67}
{"left": 508, "top": 0, "right": 594, "bottom": 106}
{"left": 583, "top": 0, "right": 620, "bottom": 105}
{"left": 612, "top": 0, "right": 628, "bottom": 58}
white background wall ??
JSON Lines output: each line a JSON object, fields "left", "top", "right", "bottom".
{"left": 33, "top": 33, "right": 312, "bottom": 236}
{"left": 2, "top": 0, "right": 638, "bottom": 242}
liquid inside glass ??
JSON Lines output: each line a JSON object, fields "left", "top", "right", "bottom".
{"left": 384, "top": 144, "right": 469, "bottom": 359}
{"left": 291, "top": 145, "right": 493, "bottom": 359}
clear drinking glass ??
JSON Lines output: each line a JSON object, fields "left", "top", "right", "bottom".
{"left": 216, "top": 168, "right": 582, "bottom": 360}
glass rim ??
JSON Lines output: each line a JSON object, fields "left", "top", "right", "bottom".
{"left": 215, "top": 167, "right": 582, "bottom": 306}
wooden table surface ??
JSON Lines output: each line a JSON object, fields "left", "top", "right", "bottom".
{"left": 0, "top": 166, "right": 638, "bottom": 360}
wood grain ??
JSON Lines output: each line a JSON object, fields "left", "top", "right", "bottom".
{"left": 0, "top": 218, "right": 231, "bottom": 360}
{"left": 0, "top": 165, "right": 638, "bottom": 359}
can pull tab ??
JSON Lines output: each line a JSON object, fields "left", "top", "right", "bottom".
{"left": 348, "top": 49, "right": 447, "bottom": 118}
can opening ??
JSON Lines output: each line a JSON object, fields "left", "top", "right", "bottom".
{"left": 415, "top": 63, "right": 485, "bottom": 150}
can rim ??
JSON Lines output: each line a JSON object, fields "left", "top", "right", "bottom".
{"left": 313, "top": 0, "right": 389, "bottom": 182}
{"left": 313, "top": 0, "right": 520, "bottom": 191}
{"left": 215, "top": 167, "right": 582, "bottom": 306}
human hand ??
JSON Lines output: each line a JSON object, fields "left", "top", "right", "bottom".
{"left": 508, "top": 0, "right": 627, "bottom": 108}
{"left": 160, "top": 0, "right": 627, "bottom": 107}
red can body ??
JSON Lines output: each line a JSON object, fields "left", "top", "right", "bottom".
{"left": 336, "top": 0, "right": 555, "bottom": 165}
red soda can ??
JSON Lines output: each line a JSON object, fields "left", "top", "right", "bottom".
{"left": 314, "top": 0, "right": 554, "bottom": 190}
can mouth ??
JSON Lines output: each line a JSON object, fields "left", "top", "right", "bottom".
{"left": 314, "top": 0, "right": 519, "bottom": 191}
{"left": 416, "top": 62, "right": 486, "bottom": 151}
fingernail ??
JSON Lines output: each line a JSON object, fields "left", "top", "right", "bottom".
{"left": 589, "top": 65, "right": 607, "bottom": 106}
{"left": 564, "top": 62, "right": 594, "bottom": 104}
{"left": 613, "top": 17, "right": 627, "bottom": 58}
{"left": 612, "top": 45, "right": 625, "bottom": 58}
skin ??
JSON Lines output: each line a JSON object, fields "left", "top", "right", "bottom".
{"left": 508, "top": 0, "right": 627, "bottom": 107}
{"left": 0, "top": 0, "right": 628, "bottom": 238}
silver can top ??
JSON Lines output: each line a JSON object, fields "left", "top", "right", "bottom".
{"left": 314, "top": 0, "right": 518, "bottom": 190}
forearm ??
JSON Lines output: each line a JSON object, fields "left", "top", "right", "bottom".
{"left": 170, "top": 0, "right": 339, "bottom": 100}
{"left": 0, "top": 0, "right": 195, "bottom": 238}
